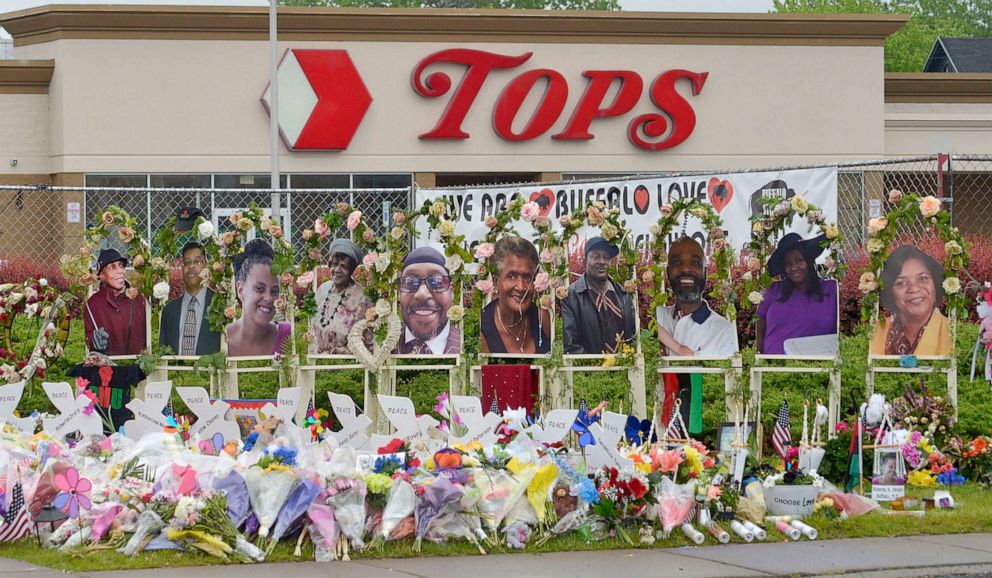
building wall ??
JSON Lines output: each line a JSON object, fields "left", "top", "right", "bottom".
{"left": 0, "top": 93, "right": 49, "bottom": 175}
{"left": 884, "top": 102, "right": 992, "bottom": 156}
{"left": 13, "top": 39, "right": 888, "bottom": 175}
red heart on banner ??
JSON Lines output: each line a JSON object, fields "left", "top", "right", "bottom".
{"left": 707, "top": 178, "right": 734, "bottom": 213}
{"left": 529, "top": 188, "right": 555, "bottom": 217}
{"left": 633, "top": 185, "right": 650, "bottom": 214}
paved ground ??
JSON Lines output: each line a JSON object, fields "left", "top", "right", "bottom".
{"left": 4, "top": 533, "right": 992, "bottom": 577}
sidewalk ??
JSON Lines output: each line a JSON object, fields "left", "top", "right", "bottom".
{"left": 4, "top": 533, "right": 992, "bottom": 578}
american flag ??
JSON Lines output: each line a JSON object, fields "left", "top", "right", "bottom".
{"left": 489, "top": 395, "right": 499, "bottom": 415}
{"left": 665, "top": 403, "right": 683, "bottom": 440}
{"left": 578, "top": 399, "right": 590, "bottom": 415}
{"left": 0, "top": 481, "right": 32, "bottom": 542}
{"left": 772, "top": 400, "right": 792, "bottom": 459}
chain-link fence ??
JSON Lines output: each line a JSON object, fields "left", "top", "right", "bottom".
{"left": 0, "top": 155, "right": 989, "bottom": 263}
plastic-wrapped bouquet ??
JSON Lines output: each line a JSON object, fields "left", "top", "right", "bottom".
{"left": 590, "top": 466, "right": 655, "bottom": 545}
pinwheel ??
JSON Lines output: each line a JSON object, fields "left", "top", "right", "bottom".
{"left": 624, "top": 415, "right": 656, "bottom": 446}
{"left": 53, "top": 466, "right": 92, "bottom": 518}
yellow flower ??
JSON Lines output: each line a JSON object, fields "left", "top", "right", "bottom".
{"left": 453, "top": 440, "right": 482, "bottom": 452}
{"left": 601, "top": 355, "right": 616, "bottom": 368}
{"left": 790, "top": 195, "right": 808, "bottom": 214}
{"left": 683, "top": 446, "right": 704, "bottom": 477}
{"left": 907, "top": 469, "right": 937, "bottom": 487}
{"left": 824, "top": 224, "right": 839, "bottom": 239}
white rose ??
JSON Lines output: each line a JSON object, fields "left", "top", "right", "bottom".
{"left": 153, "top": 281, "right": 171, "bottom": 301}
{"left": 742, "top": 271, "right": 752, "bottom": 281}
{"left": 942, "top": 277, "right": 960, "bottom": 294}
{"left": 747, "top": 291, "right": 763, "bottom": 305}
{"left": 375, "top": 299, "right": 392, "bottom": 317}
{"left": 447, "top": 304, "right": 465, "bottom": 323}
{"left": 8, "top": 293, "right": 23, "bottom": 306}
{"left": 445, "top": 254, "right": 463, "bottom": 273}
{"left": 867, "top": 238, "right": 885, "bottom": 254}
{"left": 374, "top": 252, "right": 390, "bottom": 273}
{"left": 197, "top": 220, "right": 215, "bottom": 239}
{"left": 437, "top": 220, "right": 456, "bottom": 238}
{"left": 38, "top": 278, "right": 48, "bottom": 287}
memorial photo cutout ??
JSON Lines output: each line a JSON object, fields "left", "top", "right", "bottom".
{"left": 84, "top": 248, "right": 147, "bottom": 356}
{"left": 393, "top": 246, "right": 460, "bottom": 355}
{"left": 480, "top": 236, "right": 552, "bottom": 356}
{"left": 159, "top": 241, "right": 222, "bottom": 356}
{"left": 655, "top": 236, "right": 739, "bottom": 357}
{"left": 756, "top": 233, "right": 839, "bottom": 356}
{"left": 870, "top": 245, "right": 952, "bottom": 357}
{"left": 225, "top": 238, "right": 292, "bottom": 357}
{"left": 308, "top": 238, "right": 372, "bottom": 356}
{"left": 562, "top": 236, "right": 636, "bottom": 355}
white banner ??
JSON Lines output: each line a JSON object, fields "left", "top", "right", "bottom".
{"left": 416, "top": 167, "right": 837, "bottom": 253}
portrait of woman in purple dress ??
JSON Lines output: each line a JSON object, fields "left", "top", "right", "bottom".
{"left": 756, "top": 233, "right": 838, "bottom": 356}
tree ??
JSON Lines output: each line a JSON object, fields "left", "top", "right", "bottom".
{"left": 773, "top": 0, "right": 992, "bottom": 72}
{"left": 280, "top": 0, "right": 621, "bottom": 9}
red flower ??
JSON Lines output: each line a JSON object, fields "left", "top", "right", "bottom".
{"left": 378, "top": 438, "right": 405, "bottom": 455}
{"left": 627, "top": 477, "right": 648, "bottom": 498}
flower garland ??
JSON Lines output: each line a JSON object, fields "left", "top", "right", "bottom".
{"left": 857, "top": 191, "right": 969, "bottom": 329}
{"left": 81, "top": 206, "right": 170, "bottom": 298}
{"left": 739, "top": 195, "right": 844, "bottom": 309}
{"left": 642, "top": 198, "right": 736, "bottom": 322}
{"left": 0, "top": 279, "right": 70, "bottom": 383}
{"left": 195, "top": 203, "right": 295, "bottom": 333}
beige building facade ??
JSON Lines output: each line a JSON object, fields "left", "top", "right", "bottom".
{"left": 0, "top": 5, "right": 990, "bottom": 259}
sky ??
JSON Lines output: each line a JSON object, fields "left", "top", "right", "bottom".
{"left": 1, "top": 0, "right": 777, "bottom": 40}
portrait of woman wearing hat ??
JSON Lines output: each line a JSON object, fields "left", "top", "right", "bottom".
{"left": 756, "top": 233, "right": 838, "bottom": 355}
{"left": 84, "top": 248, "right": 147, "bottom": 355}
{"left": 309, "top": 238, "right": 372, "bottom": 355}
{"left": 870, "top": 245, "right": 952, "bottom": 357}
{"left": 226, "top": 238, "right": 292, "bottom": 357}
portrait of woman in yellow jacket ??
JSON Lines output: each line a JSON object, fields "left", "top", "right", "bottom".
{"left": 870, "top": 245, "right": 952, "bottom": 357}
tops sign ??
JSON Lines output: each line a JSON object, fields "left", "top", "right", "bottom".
{"left": 264, "top": 48, "right": 708, "bottom": 152}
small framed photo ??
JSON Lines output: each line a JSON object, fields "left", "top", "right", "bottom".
{"left": 717, "top": 421, "right": 754, "bottom": 455}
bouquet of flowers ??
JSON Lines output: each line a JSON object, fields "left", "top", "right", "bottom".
{"left": 890, "top": 382, "right": 958, "bottom": 450}
{"left": 590, "top": 466, "right": 655, "bottom": 545}
{"left": 325, "top": 478, "right": 368, "bottom": 551}
{"left": 961, "top": 436, "right": 992, "bottom": 485}
{"left": 372, "top": 478, "right": 416, "bottom": 547}
{"left": 244, "top": 466, "right": 297, "bottom": 540}
{"left": 414, "top": 477, "right": 463, "bottom": 552}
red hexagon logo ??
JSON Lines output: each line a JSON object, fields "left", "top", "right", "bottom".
{"left": 261, "top": 49, "right": 372, "bottom": 150}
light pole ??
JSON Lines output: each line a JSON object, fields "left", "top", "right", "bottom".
{"left": 269, "top": 0, "right": 281, "bottom": 227}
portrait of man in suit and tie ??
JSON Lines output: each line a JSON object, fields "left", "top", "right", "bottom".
{"left": 159, "top": 241, "right": 221, "bottom": 356}
{"left": 393, "top": 247, "right": 461, "bottom": 355}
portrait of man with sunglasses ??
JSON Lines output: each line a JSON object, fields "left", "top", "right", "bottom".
{"left": 393, "top": 246, "right": 461, "bottom": 355}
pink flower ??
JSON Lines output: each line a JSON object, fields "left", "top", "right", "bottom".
{"left": 484, "top": 215, "right": 498, "bottom": 229}
{"left": 347, "top": 210, "right": 362, "bottom": 231}
{"left": 835, "top": 422, "right": 849, "bottom": 434}
{"left": 660, "top": 204, "right": 674, "bottom": 217}
{"left": 888, "top": 189, "right": 903, "bottom": 204}
{"left": 533, "top": 271, "right": 550, "bottom": 292}
{"left": 314, "top": 218, "right": 329, "bottom": 238}
{"left": 475, "top": 279, "right": 494, "bottom": 295}
{"left": 296, "top": 271, "right": 315, "bottom": 287}
{"left": 867, "top": 217, "right": 888, "bottom": 235}
{"left": 558, "top": 215, "right": 572, "bottom": 227}
{"left": 520, "top": 201, "right": 540, "bottom": 222}
{"left": 919, "top": 195, "right": 942, "bottom": 218}
{"left": 540, "top": 248, "right": 554, "bottom": 264}
{"left": 706, "top": 485, "right": 723, "bottom": 501}
{"left": 363, "top": 229, "right": 375, "bottom": 243}
{"left": 363, "top": 252, "right": 377, "bottom": 269}
{"left": 393, "top": 211, "right": 406, "bottom": 225}
{"left": 651, "top": 448, "right": 684, "bottom": 473}
{"left": 474, "top": 242, "right": 495, "bottom": 260}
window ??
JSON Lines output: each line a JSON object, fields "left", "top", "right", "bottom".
{"left": 353, "top": 174, "right": 413, "bottom": 189}
{"left": 290, "top": 174, "right": 350, "bottom": 189}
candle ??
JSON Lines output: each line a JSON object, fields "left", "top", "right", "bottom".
{"left": 790, "top": 519, "right": 818, "bottom": 540}
{"left": 775, "top": 519, "right": 801, "bottom": 540}
{"left": 706, "top": 521, "right": 730, "bottom": 544}
{"left": 730, "top": 520, "right": 754, "bottom": 542}
{"left": 681, "top": 523, "right": 705, "bottom": 545}
{"left": 743, "top": 520, "right": 767, "bottom": 541}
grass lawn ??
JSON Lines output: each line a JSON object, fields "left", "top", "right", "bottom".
{"left": 1, "top": 484, "right": 989, "bottom": 571}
